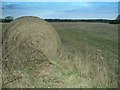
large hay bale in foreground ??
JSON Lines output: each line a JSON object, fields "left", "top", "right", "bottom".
{"left": 3, "top": 16, "right": 61, "bottom": 69}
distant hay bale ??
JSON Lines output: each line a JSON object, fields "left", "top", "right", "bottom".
{"left": 3, "top": 16, "right": 61, "bottom": 69}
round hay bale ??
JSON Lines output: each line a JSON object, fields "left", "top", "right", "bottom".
{"left": 3, "top": 16, "right": 61, "bottom": 69}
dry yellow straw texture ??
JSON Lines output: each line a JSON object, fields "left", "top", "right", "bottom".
{"left": 3, "top": 16, "right": 61, "bottom": 69}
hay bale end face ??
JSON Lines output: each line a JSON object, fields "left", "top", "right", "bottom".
{"left": 3, "top": 16, "right": 61, "bottom": 68}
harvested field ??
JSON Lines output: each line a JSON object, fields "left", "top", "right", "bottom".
{"left": 1, "top": 21, "right": 118, "bottom": 88}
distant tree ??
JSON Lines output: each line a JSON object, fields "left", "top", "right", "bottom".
{"left": 3, "top": 16, "right": 14, "bottom": 22}
{"left": 115, "top": 15, "right": 120, "bottom": 24}
{"left": 5, "top": 16, "right": 14, "bottom": 21}
{"left": 108, "top": 15, "right": 120, "bottom": 24}
{"left": 116, "top": 15, "right": 120, "bottom": 20}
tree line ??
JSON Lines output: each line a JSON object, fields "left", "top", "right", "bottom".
{"left": 0, "top": 16, "right": 120, "bottom": 24}
{"left": 45, "top": 19, "right": 119, "bottom": 24}
{"left": 0, "top": 16, "right": 14, "bottom": 22}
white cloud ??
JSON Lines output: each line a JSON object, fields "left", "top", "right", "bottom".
{"left": 1, "top": 0, "right": 120, "bottom": 2}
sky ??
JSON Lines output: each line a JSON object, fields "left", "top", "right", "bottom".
{"left": 1, "top": 2, "right": 119, "bottom": 19}
{"left": 1, "top": 0, "right": 120, "bottom": 2}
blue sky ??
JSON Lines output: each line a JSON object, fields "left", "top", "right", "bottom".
{"left": 2, "top": 2, "right": 118, "bottom": 19}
